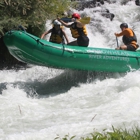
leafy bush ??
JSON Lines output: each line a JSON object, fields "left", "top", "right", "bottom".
{"left": 0, "top": 0, "right": 71, "bottom": 36}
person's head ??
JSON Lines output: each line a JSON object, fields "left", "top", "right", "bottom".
{"left": 53, "top": 20, "right": 61, "bottom": 29}
{"left": 72, "top": 13, "right": 80, "bottom": 19}
{"left": 120, "top": 23, "right": 128, "bottom": 30}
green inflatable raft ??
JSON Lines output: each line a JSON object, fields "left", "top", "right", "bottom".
{"left": 3, "top": 30, "right": 140, "bottom": 73}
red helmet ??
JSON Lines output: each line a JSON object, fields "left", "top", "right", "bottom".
{"left": 72, "top": 13, "right": 80, "bottom": 19}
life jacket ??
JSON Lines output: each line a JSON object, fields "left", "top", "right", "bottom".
{"left": 49, "top": 27, "right": 64, "bottom": 44}
{"left": 70, "top": 22, "right": 87, "bottom": 38}
{"left": 122, "top": 29, "right": 137, "bottom": 45}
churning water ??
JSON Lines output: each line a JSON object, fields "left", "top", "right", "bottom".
{"left": 1, "top": 0, "right": 140, "bottom": 139}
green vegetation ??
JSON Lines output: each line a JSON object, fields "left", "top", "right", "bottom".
{"left": 55, "top": 126, "right": 140, "bottom": 140}
{"left": 0, "top": 0, "right": 76, "bottom": 69}
{"left": 0, "top": 0, "right": 72, "bottom": 37}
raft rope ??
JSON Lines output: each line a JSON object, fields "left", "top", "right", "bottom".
{"left": 25, "top": 32, "right": 140, "bottom": 59}
{"left": 21, "top": 31, "right": 66, "bottom": 55}
{"left": 7, "top": 29, "right": 140, "bottom": 60}
{"left": 62, "top": 43, "right": 65, "bottom": 55}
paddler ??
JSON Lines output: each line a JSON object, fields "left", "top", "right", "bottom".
{"left": 58, "top": 13, "right": 89, "bottom": 47}
{"left": 41, "top": 19, "right": 69, "bottom": 44}
{"left": 114, "top": 23, "right": 139, "bottom": 51}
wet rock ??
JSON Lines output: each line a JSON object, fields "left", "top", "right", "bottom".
{"left": 135, "top": 0, "right": 140, "bottom": 6}
{"left": 93, "top": 8, "right": 115, "bottom": 21}
{"left": 0, "top": 36, "right": 27, "bottom": 70}
{"left": 71, "top": 0, "right": 115, "bottom": 21}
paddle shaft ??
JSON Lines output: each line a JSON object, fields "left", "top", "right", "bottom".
{"left": 116, "top": 36, "right": 119, "bottom": 48}
{"left": 60, "top": 17, "right": 72, "bottom": 23}
{"left": 60, "top": 17, "right": 90, "bottom": 24}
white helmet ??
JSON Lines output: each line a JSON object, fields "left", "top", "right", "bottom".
{"left": 53, "top": 20, "right": 61, "bottom": 26}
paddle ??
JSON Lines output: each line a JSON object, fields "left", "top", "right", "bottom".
{"left": 78, "top": 17, "right": 90, "bottom": 24}
{"left": 60, "top": 17, "right": 90, "bottom": 24}
{"left": 116, "top": 36, "right": 119, "bottom": 48}
{"left": 60, "top": 17, "right": 72, "bottom": 23}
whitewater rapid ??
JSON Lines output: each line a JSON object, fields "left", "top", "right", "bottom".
{"left": 1, "top": 0, "right": 140, "bottom": 139}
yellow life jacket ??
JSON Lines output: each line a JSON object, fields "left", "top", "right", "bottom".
{"left": 70, "top": 22, "right": 87, "bottom": 38}
{"left": 49, "top": 27, "right": 64, "bottom": 44}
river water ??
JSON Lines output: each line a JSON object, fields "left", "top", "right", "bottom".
{"left": 1, "top": 0, "right": 140, "bottom": 139}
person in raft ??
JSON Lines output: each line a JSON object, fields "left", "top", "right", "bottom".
{"left": 57, "top": 13, "right": 89, "bottom": 47}
{"left": 41, "top": 20, "right": 69, "bottom": 44}
{"left": 114, "top": 23, "right": 139, "bottom": 51}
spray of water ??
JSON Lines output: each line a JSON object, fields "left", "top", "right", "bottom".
{"left": 1, "top": 0, "right": 140, "bottom": 139}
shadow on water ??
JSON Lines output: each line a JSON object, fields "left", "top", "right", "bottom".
{"left": 24, "top": 69, "right": 125, "bottom": 98}
{"left": 0, "top": 69, "right": 125, "bottom": 98}
{"left": 30, "top": 69, "right": 90, "bottom": 97}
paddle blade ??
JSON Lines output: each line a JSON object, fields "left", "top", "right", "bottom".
{"left": 60, "top": 17, "right": 72, "bottom": 23}
{"left": 60, "top": 17, "right": 91, "bottom": 24}
{"left": 78, "top": 17, "right": 90, "bottom": 24}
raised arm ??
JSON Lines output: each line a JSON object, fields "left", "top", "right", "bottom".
{"left": 62, "top": 29, "right": 69, "bottom": 44}
{"left": 57, "top": 17, "right": 71, "bottom": 28}
{"left": 41, "top": 29, "right": 52, "bottom": 39}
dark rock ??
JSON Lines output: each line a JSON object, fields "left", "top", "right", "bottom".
{"left": 135, "top": 0, "right": 140, "bottom": 6}
{"left": 0, "top": 36, "right": 27, "bottom": 70}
